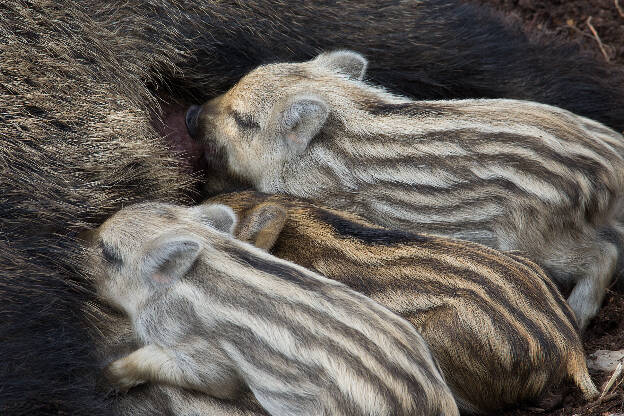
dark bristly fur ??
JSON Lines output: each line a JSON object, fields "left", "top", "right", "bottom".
{"left": 194, "top": 51, "right": 624, "bottom": 331}
{"left": 93, "top": 1, "right": 624, "bottom": 132}
{"left": 0, "top": 2, "right": 192, "bottom": 415}
{"left": 3, "top": 0, "right": 624, "bottom": 414}
{"left": 208, "top": 191, "right": 599, "bottom": 415}
{"left": 87, "top": 202, "right": 459, "bottom": 416}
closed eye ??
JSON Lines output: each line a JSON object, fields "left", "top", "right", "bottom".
{"left": 99, "top": 240, "right": 123, "bottom": 269}
{"left": 231, "top": 110, "right": 260, "bottom": 130}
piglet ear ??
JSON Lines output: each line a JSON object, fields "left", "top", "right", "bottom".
{"left": 141, "top": 233, "right": 202, "bottom": 288}
{"left": 236, "top": 202, "right": 287, "bottom": 251}
{"left": 190, "top": 204, "right": 238, "bottom": 235}
{"left": 277, "top": 95, "right": 328, "bottom": 155}
{"left": 312, "top": 50, "right": 368, "bottom": 80}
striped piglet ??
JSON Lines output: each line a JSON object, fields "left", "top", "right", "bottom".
{"left": 208, "top": 191, "right": 599, "bottom": 414}
{"left": 187, "top": 50, "right": 624, "bottom": 330}
{"left": 85, "top": 202, "right": 459, "bottom": 416}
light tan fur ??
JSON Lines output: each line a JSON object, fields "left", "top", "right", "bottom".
{"left": 191, "top": 51, "right": 624, "bottom": 331}
{"left": 87, "top": 202, "right": 459, "bottom": 416}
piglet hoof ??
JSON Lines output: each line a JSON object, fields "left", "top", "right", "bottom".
{"left": 536, "top": 392, "right": 563, "bottom": 411}
{"left": 104, "top": 358, "right": 146, "bottom": 393}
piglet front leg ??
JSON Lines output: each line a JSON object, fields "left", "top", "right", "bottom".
{"left": 105, "top": 344, "right": 188, "bottom": 392}
{"left": 105, "top": 343, "right": 245, "bottom": 400}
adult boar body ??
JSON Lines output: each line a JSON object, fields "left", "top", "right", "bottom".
{"left": 2, "top": 0, "right": 623, "bottom": 415}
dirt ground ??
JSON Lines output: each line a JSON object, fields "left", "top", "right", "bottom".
{"left": 472, "top": 0, "right": 624, "bottom": 65}
{"left": 463, "top": 1, "right": 624, "bottom": 414}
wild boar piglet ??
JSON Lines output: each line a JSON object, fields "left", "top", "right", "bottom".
{"left": 208, "top": 191, "right": 600, "bottom": 415}
{"left": 187, "top": 50, "right": 624, "bottom": 331}
{"left": 85, "top": 202, "right": 459, "bottom": 416}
